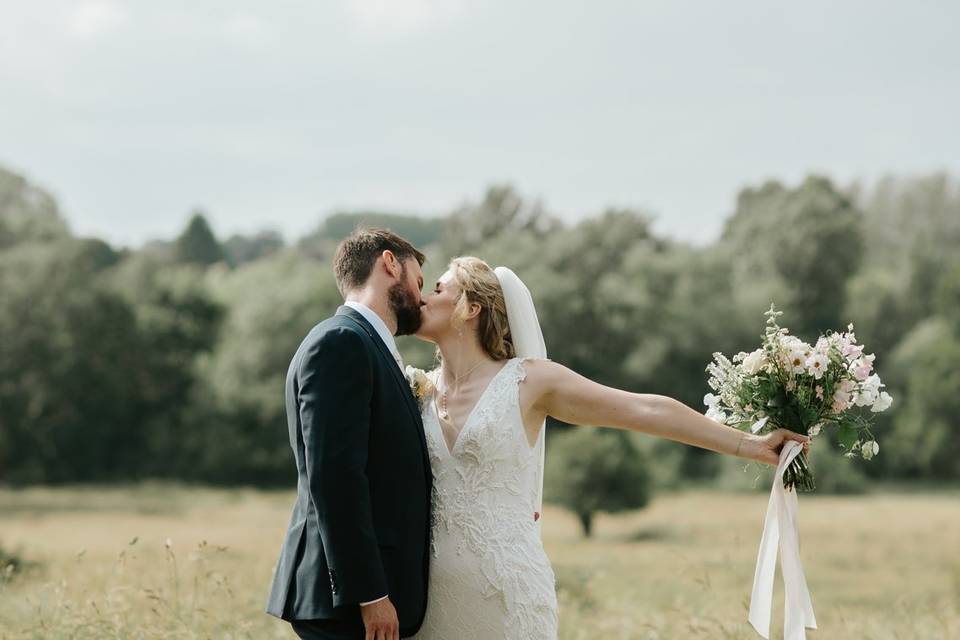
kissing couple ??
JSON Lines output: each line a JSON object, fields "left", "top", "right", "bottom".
{"left": 266, "top": 227, "right": 809, "bottom": 639}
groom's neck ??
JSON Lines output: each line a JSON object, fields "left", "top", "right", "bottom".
{"left": 345, "top": 289, "right": 398, "bottom": 335}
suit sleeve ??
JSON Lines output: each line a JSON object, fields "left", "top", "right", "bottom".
{"left": 298, "top": 326, "right": 387, "bottom": 607}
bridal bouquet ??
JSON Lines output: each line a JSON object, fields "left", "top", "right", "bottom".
{"left": 704, "top": 304, "right": 893, "bottom": 491}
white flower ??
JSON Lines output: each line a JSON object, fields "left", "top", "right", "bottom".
{"left": 808, "top": 423, "right": 823, "bottom": 437}
{"left": 871, "top": 391, "right": 893, "bottom": 413}
{"left": 861, "top": 440, "right": 880, "bottom": 460}
{"left": 703, "top": 393, "right": 720, "bottom": 408}
{"left": 404, "top": 365, "right": 434, "bottom": 408}
{"left": 855, "top": 374, "right": 883, "bottom": 407}
{"left": 787, "top": 349, "right": 807, "bottom": 374}
{"left": 741, "top": 349, "right": 766, "bottom": 375}
{"left": 805, "top": 353, "right": 829, "bottom": 379}
{"left": 815, "top": 336, "right": 831, "bottom": 354}
{"left": 705, "top": 405, "right": 727, "bottom": 423}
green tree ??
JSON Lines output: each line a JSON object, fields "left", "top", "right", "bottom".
{"left": 882, "top": 318, "right": 960, "bottom": 480}
{"left": 545, "top": 429, "right": 651, "bottom": 537}
{"left": 934, "top": 261, "right": 960, "bottom": 328}
{"left": 107, "top": 253, "right": 225, "bottom": 477}
{"left": 0, "top": 241, "right": 146, "bottom": 483}
{"left": 193, "top": 250, "right": 343, "bottom": 483}
{"left": 441, "top": 185, "right": 560, "bottom": 256}
{"left": 852, "top": 172, "right": 960, "bottom": 273}
{"left": 299, "top": 212, "right": 445, "bottom": 260}
{"left": 721, "top": 176, "right": 864, "bottom": 336}
{"left": 223, "top": 230, "right": 285, "bottom": 266}
{"left": 0, "top": 165, "right": 71, "bottom": 248}
{"left": 174, "top": 211, "right": 225, "bottom": 265}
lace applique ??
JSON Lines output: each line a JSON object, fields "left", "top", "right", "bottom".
{"left": 418, "top": 357, "right": 557, "bottom": 639}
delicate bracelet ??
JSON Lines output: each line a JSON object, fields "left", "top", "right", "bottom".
{"left": 735, "top": 432, "right": 745, "bottom": 457}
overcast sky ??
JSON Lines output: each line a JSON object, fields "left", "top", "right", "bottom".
{"left": 1, "top": 1, "right": 957, "bottom": 247}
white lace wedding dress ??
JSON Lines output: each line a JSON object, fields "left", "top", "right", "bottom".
{"left": 413, "top": 357, "right": 559, "bottom": 640}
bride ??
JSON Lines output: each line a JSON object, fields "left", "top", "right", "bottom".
{"left": 410, "top": 257, "right": 810, "bottom": 640}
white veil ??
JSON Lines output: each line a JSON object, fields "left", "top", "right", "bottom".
{"left": 493, "top": 266, "right": 547, "bottom": 528}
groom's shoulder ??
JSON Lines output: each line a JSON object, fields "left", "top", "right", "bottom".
{"left": 301, "top": 314, "right": 371, "bottom": 352}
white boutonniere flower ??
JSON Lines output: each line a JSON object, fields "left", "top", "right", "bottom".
{"left": 404, "top": 365, "right": 434, "bottom": 410}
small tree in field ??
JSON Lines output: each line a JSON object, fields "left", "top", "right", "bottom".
{"left": 545, "top": 428, "right": 652, "bottom": 537}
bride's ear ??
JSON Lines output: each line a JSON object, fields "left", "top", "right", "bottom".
{"left": 464, "top": 301, "right": 482, "bottom": 322}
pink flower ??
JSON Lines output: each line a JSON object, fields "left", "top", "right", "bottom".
{"left": 850, "top": 354, "right": 876, "bottom": 381}
{"left": 842, "top": 342, "right": 865, "bottom": 360}
{"left": 815, "top": 385, "right": 824, "bottom": 400}
{"left": 786, "top": 379, "right": 797, "bottom": 391}
{"left": 832, "top": 379, "right": 857, "bottom": 412}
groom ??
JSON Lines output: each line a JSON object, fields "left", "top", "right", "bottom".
{"left": 266, "top": 228, "right": 432, "bottom": 640}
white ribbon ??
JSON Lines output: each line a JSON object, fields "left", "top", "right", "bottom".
{"left": 748, "top": 440, "right": 818, "bottom": 640}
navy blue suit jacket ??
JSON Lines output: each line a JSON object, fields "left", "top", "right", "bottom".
{"left": 266, "top": 306, "right": 432, "bottom": 636}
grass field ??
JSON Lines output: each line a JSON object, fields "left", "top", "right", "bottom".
{"left": 0, "top": 485, "right": 957, "bottom": 639}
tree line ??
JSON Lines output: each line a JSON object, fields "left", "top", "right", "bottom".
{"left": 1, "top": 166, "right": 957, "bottom": 499}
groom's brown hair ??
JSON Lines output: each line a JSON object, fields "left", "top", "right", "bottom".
{"left": 333, "top": 226, "right": 426, "bottom": 297}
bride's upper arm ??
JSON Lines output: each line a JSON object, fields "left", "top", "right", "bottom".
{"left": 526, "top": 359, "right": 662, "bottom": 430}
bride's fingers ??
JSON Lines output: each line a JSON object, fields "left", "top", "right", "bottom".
{"left": 782, "top": 429, "right": 810, "bottom": 443}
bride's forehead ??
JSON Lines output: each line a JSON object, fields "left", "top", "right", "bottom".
{"left": 438, "top": 270, "right": 455, "bottom": 286}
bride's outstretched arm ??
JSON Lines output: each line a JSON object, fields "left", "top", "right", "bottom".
{"left": 525, "top": 359, "right": 809, "bottom": 466}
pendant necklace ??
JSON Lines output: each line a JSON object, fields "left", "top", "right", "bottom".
{"left": 437, "top": 359, "right": 486, "bottom": 425}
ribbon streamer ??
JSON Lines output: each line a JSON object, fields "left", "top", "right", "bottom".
{"left": 748, "top": 440, "right": 818, "bottom": 640}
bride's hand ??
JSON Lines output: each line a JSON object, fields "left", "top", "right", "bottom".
{"left": 744, "top": 429, "right": 811, "bottom": 466}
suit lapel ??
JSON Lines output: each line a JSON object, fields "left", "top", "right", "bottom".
{"left": 336, "top": 306, "right": 429, "bottom": 456}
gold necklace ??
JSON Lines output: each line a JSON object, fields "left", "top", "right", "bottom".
{"left": 437, "top": 359, "right": 486, "bottom": 424}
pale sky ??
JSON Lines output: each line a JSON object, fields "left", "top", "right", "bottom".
{"left": 1, "top": 1, "right": 957, "bottom": 247}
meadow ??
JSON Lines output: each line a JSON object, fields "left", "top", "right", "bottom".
{"left": 0, "top": 485, "right": 957, "bottom": 639}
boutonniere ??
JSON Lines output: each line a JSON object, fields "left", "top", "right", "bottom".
{"left": 404, "top": 365, "right": 434, "bottom": 410}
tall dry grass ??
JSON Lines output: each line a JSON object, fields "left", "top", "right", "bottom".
{"left": 0, "top": 485, "right": 957, "bottom": 639}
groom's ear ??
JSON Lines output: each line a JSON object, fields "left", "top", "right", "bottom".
{"left": 381, "top": 250, "right": 403, "bottom": 279}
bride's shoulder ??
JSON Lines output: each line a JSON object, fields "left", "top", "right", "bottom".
{"left": 510, "top": 356, "right": 556, "bottom": 385}
{"left": 514, "top": 357, "right": 581, "bottom": 393}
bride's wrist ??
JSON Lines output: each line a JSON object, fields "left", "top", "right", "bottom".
{"left": 734, "top": 432, "right": 757, "bottom": 460}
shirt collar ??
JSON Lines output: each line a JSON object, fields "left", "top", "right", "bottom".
{"left": 344, "top": 300, "right": 400, "bottom": 358}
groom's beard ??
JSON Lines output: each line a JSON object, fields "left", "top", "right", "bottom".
{"left": 389, "top": 282, "right": 423, "bottom": 336}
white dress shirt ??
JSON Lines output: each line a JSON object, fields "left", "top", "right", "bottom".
{"left": 344, "top": 301, "right": 404, "bottom": 370}
{"left": 343, "top": 300, "right": 397, "bottom": 606}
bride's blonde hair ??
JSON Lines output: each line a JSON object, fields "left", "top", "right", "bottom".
{"left": 448, "top": 257, "right": 516, "bottom": 361}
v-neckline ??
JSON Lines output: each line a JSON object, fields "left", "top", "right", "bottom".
{"left": 433, "top": 359, "right": 514, "bottom": 457}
